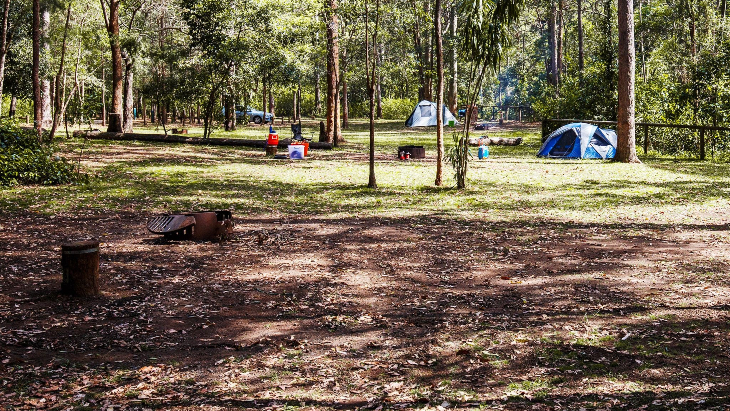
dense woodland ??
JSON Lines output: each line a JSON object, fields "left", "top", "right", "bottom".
{"left": 1, "top": 0, "right": 728, "bottom": 151}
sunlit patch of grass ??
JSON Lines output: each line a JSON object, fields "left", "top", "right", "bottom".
{"left": 4, "top": 120, "right": 730, "bottom": 228}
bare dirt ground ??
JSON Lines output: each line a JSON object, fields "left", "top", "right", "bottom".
{"left": 2, "top": 143, "right": 730, "bottom": 410}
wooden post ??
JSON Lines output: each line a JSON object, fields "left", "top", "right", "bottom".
{"left": 700, "top": 128, "right": 705, "bottom": 160}
{"left": 643, "top": 124, "right": 649, "bottom": 154}
{"left": 61, "top": 240, "right": 100, "bottom": 297}
{"left": 265, "top": 145, "right": 277, "bottom": 156}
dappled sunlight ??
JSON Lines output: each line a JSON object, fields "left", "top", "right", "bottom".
{"left": 3, "top": 124, "right": 730, "bottom": 408}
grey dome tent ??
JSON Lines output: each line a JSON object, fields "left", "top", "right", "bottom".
{"left": 405, "top": 100, "right": 460, "bottom": 127}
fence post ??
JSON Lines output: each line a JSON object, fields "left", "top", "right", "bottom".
{"left": 700, "top": 128, "right": 705, "bottom": 160}
{"left": 643, "top": 124, "right": 649, "bottom": 154}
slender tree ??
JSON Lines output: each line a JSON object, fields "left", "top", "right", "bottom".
{"left": 434, "top": 0, "right": 444, "bottom": 186}
{"left": 616, "top": 0, "right": 640, "bottom": 162}
{"left": 32, "top": 0, "right": 41, "bottom": 138}
{"left": 365, "top": 0, "right": 380, "bottom": 188}
{"left": 101, "top": 0, "right": 124, "bottom": 132}
{"left": 325, "top": 0, "right": 340, "bottom": 144}
{"left": 0, "top": 0, "right": 12, "bottom": 116}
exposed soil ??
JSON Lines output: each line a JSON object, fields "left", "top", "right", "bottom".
{"left": 2, "top": 145, "right": 730, "bottom": 410}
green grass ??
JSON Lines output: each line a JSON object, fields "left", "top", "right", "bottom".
{"left": 4, "top": 119, "right": 730, "bottom": 228}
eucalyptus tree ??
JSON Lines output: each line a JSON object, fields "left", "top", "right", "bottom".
{"left": 614, "top": 0, "right": 639, "bottom": 162}
{"left": 100, "top": 0, "right": 123, "bottom": 131}
{"left": 364, "top": 0, "right": 380, "bottom": 188}
{"left": 324, "top": 0, "right": 341, "bottom": 144}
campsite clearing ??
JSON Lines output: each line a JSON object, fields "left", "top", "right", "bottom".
{"left": 2, "top": 120, "right": 730, "bottom": 410}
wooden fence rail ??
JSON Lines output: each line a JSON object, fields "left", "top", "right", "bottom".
{"left": 542, "top": 119, "right": 730, "bottom": 160}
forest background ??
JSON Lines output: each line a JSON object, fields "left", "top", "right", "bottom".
{"left": 2, "top": 0, "right": 728, "bottom": 156}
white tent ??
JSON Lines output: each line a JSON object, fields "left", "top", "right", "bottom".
{"left": 405, "top": 100, "right": 460, "bottom": 127}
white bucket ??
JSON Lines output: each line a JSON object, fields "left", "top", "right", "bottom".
{"left": 288, "top": 144, "right": 305, "bottom": 160}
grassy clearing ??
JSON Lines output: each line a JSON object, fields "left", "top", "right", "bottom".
{"left": 3, "top": 119, "right": 730, "bottom": 409}
{"left": 4, "top": 119, "right": 730, "bottom": 228}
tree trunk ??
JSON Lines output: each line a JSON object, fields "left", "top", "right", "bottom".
{"left": 142, "top": 95, "right": 146, "bottom": 125}
{"left": 0, "top": 0, "right": 11, "bottom": 117}
{"left": 297, "top": 81, "right": 302, "bottom": 119}
{"left": 261, "top": 76, "right": 267, "bottom": 121}
{"left": 122, "top": 51, "right": 134, "bottom": 133}
{"left": 292, "top": 89, "right": 297, "bottom": 121}
{"left": 366, "top": 0, "right": 380, "bottom": 189}
{"left": 224, "top": 94, "right": 232, "bottom": 131}
{"left": 9, "top": 94, "right": 16, "bottom": 117}
{"left": 616, "top": 0, "right": 640, "bottom": 163}
{"left": 269, "top": 89, "right": 275, "bottom": 119}
{"left": 548, "top": 2, "right": 558, "bottom": 86}
{"left": 341, "top": 46, "right": 349, "bottom": 128}
{"left": 32, "top": 0, "right": 41, "bottom": 138}
{"left": 101, "top": 68, "right": 106, "bottom": 126}
{"left": 41, "top": 10, "right": 51, "bottom": 129}
{"left": 578, "top": 0, "right": 584, "bottom": 73}
{"left": 447, "top": 5, "right": 458, "bottom": 113}
{"left": 61, "top": 240, "right": 100, "bottom": 297}
{"left": 557, "top": 0, "right": 564, "bottom": 81}
{"left": 48, "top": 4, "right": 72, "bottom": 142}
{"left": 435, "top": 0, "right": 444, "bottom": 186}
{"left": 325, "top": 0, "right": 340, "bottom": 144}
{"left": 103, "top": 0, "right": 124, "bottom": 132}
{"left": 376, "top": 44, "right": 382, "bottom": 119}
{"left": 314, "top": 70, "right": 321, "bottom": 115}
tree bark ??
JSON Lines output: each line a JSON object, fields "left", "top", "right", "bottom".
{"left": 548, "top": 2, "right": 558, "bottom": 86}
{"left": 0, "top": 0, "right": 11, "bottom": 117}
{"left": 341, "top": 46, "right": 349, "bottom": 128}
{"left": 61, "top": 240, "right": 100, "bottom": 297}
{"left": 32, "top": 0, "right": 41, "bottom": 138}
{"left": 122, "top": 50, "right": 134, "bottom": 133}
{"left": 376, "top": 44, "right": 382, "bottom": 119}
{"left": 616, "top": 0, "right": 640, "bottom": 163}
{"left": 314, "top": 70, "right": 321, "bottom": 115}
{"left": 435, "top": 0, "right": 444, "bottom": 186}
{"left": 325, "top": 0, "right": 340, "bottom": 144}
{"left": 557, "top": 0, "right": 564, "bottom": 81}
{"left": 41, "top": 10, "right": 51, "bottom": 129}
{"left": 9, "top": 94, "right": 16, "bottom": 117}
{"left": 269, "top": 89, "right": 275, "bottom": 119}
{"left": 365, "top": 0, "right": 380, "bottom": 189}
{"left": 578, "top": 0, "right": 584, "bottom": 73}
{"left": 101, "top": 68, "right": 106, "bottom": 126}
{"left": 102, "top": 0, "right": 123, "bottom": 132}
{"left": 447, "top": 4, "right": 458, "bottom": 113}
{"left": 48, "top": 4, "right": 72, "bottom": 142}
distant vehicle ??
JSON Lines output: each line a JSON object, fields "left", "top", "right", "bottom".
{"left": 222, "top": 105, "right": 273, "bottom": 124}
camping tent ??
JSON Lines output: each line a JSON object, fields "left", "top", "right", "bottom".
{"left": 405, "top": 100, "right": 460, "bottom": 127}
{"left": 537, "top": 122, "right": 617, "bottom": 159}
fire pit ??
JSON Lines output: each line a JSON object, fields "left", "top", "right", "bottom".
{"left": 147, "top": 210, "right": 233, "bottom": 241}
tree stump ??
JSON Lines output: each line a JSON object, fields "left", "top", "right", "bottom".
{"left": 319, "top": 121, "right": 327, "bottom": 142}
{"left": 107, "top": 113, "right": 123, "bottom": 133}
{"left": 265, "top": 145, "right": 278, "bottom": 156}
{"left": 61, "top": 240, "right": 100, "bottom": 297}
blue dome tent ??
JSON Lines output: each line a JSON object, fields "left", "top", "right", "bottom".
{"left": 537, "top": 122, "right": 617, "bottom": 159}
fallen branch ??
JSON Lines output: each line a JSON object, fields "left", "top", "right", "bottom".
{"left": 468, "top": 136, "right": 522, "bottom": 146}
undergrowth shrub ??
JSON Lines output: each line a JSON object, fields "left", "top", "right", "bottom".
{"left": 0, "top": 122, "right": 78, "bottom": 186}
